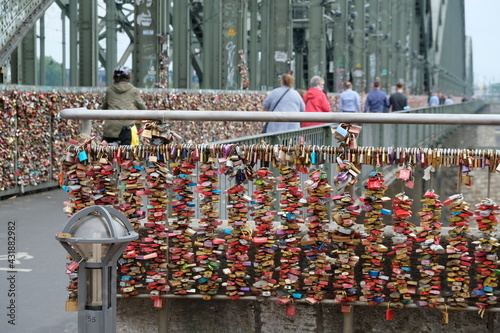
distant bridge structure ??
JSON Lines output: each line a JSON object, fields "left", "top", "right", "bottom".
{"left": 0, "top": 0, "right": 472, "bottom": 96}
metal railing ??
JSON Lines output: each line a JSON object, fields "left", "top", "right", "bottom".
{"left": 62, "top": 99, "right": 486, "bottom": 220}
{"left": 62, "top": 101, "right": 490, "bottom": 333}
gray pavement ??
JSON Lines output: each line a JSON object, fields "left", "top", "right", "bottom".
{"left": 0, "top": 188, "right": 78, "bottom": 333}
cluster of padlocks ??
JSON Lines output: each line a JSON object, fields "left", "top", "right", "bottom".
{"left": 473, "top": 198, "right": 500, "bottom": 314}
{"left": 415, "top": 190, "right": 444, "bottom": 307}
{"left": 194, "top": 160, "right": 223, "bottom": 299}
{"left": 359, "top": 171, "right": 390, "bottom": 304}
{"left": 302, "top": 169, "right": 332, "bottom": 303}
{"left": 388, "top": 193, "right": 415, "bottom": 307}
{"left": 275, "top": 164, "right": 304, "bottom": 303}
{"left": 444, "top": 194, "right": 473, "bottom": 307}
{"left": 251, "top": 167, "right": 278, "bottom": 297}
{"left": 0, "top": 89, "right": 272, "bottom": 193}
{"left": 60, "top": 141, "right": 500, "bottom": 313}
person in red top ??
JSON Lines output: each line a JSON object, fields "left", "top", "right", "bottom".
{"left": 301, "top": 76, "right": 331, "bottom": 127}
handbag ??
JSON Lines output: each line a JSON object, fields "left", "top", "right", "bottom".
{"left": 118, "top": 125, "right": 133, "bottom": 145}
{"left": 262, "top": 88, "right": 290, "bottom": 133}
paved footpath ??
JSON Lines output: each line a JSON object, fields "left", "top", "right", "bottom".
{"left": 0, "top": 188, "right": 77, "bottom": 333}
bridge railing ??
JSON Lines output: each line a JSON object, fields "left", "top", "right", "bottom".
{"left": 59, "top": 102, "right": 500, "bottom": 308}
{"left": 0, "top": 86, "right": 485, "bottom": 200}
{"left": 60, "top": 100, "right": 487, "bottom": 222}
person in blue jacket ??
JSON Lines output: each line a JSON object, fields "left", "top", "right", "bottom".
{"left": 364, "top": 80, "right": 390, "bottom": 113}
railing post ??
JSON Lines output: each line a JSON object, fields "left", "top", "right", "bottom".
{"left": 323, "top": 126, "right": 333, "bottom": 180}
{"left": 81, "top": 119, "right": 92, "bottom": 138}
{"left": 343, "top": 307, "right": 354, "bottom": 333}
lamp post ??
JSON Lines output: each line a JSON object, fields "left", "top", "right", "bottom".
{"left": 56, "top": 206, "right": 138, "bottom": 333}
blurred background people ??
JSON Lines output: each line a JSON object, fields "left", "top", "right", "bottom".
{"left": 389, "top": 82, "right": 409, "bottom": 111}
{"left": 302, "top": 75, "right": 331, "bottom": 127}
{"left": 364, "top": 80, "right": 389, "bottom": 113}
{"left": 444, "top": 95, "right": 454, "bottom": 105}
{"left": 338, "top": 81, "right": 361, "bottom": 112}
{"left": 262, "top": 73, "right": 305, "bottom": 133}
{"left": 429, "top": 92, "right": 440, "bottom": 106}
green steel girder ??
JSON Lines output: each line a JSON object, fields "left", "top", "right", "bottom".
{"left": 133, "top": 0, "right": 159, "bottom": 88}
{"left": 259, "top": 0, "right": 292, "bottom": 89}
{"left": 190, "top": 1, "right": 205, "bottom": 87}
{"left": 247, "top": 0, "right": 260, "bottom": 90}
{"left": 365, "top": 0, "right": 380, "bottom": 87}
{"left": 79, "top": 0, "right": 98, "bottom": 87}
{"left": 307, "top": 2, "right": 327, "bottom": 83}
{"left": 201, "top": 1, "right": 221, "bottom": 89}
{"left": 172, "top": 0, "right": 190, "bottom": 88}
{"left": 105, "top": 0, "right": 117, "bottom": 85}
{"left": 220, "top": 0, "right": 247, "bottom": 90}
{"left": 21, "top": 26, "right": 38, "bottom": 85}
{"left": 0, "top": 0, "right": 56, "bottom": 66}
{"left": 331, "top": 0, "right": 348, "bottom": 93}
{"left": 350, "top": 0, "right": 366, "bottom": 92}
{"left": 3, "top": 0, "right": 472, "bottom": 95}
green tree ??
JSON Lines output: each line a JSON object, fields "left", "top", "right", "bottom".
{"left": 43, "top": 56, "right": 65, "bottom": 86}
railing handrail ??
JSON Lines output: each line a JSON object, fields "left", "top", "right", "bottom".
{"left": 61, "top": 102, "right": 488, "bottom": 125}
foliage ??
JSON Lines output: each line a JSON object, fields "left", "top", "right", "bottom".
{"left": 42, "top": 56, "right": 65, "bottom": 86}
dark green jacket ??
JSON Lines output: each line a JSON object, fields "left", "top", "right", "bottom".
{"left": 102, "top": 82, "right": 146, "bottom": 138}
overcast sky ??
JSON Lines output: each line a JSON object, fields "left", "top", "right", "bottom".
{"left": 464, "top": 0, "right": 500, "bottom": 85}
{"left": 42, "top": 1, "right": 499, "bottom": 85}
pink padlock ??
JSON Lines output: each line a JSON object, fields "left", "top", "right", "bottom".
{"left": 254, "top": 237, "right": 268, "bottom": 244}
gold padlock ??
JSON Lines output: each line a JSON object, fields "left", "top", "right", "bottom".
{"left": 65, "top": 300, "right": 78, "bottom": 312}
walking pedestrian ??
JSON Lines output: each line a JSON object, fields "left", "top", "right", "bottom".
{"left": 389, "top": 82, "right": 409, "bottom": 111}
{"left": 262, "top": 73, "right": 305, "bottom": 134}
{"left": 429, "top": 92, "right": 439, "bottom": 106}
{"left": 439, "top": 93, "right": 446, "bottom": 105}
{"left": 364, "top": 81, "right": 389, "bottom": 113}
{"left": 302, "top": 76, "right": 331, "bottom": 127}
{"left": 338, "top": 81, "right": 361, "bottom": 113}
{"left": 444, "top": 95, "right": 454, "bottom": 105}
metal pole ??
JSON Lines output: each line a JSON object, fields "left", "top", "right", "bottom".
{"left": 60, "top": 108, "right": 498, "bottom": 125}
{"left": 105, "top": 0, "right": 117, "bottom": 86}
{"left": 379, "top": 0, "right": 390, "bottom": 90}
{"left": 134, "top": 0, "right": 159, "bottom": 88}
{"left": 343, "top": 309, "right": 354, "bottom": 333}
{"left": 260, "top": 0, "right": 272, "bottom": 89}
{"left": 202, "top": 0, "right": 221, "bottom": 89}
{"left": 21, "top": 26, "right": 37, "bottom": 85}
{"left": 308, "top": 1, "right": 326, "bottom": 79}
{"left": 81, "top": 119, "right": 92, "bottom": 138}
{"left": 248, "top": 0, "right": 259, "bottom": 90}
{"left": 172, "top": 0, "right": 190, "bottom": 88}
{"left": 69, "top": 0, "right": 78, "bottom": 86}
{"left": 79, "top": 0, "right": 98, "bottom": 86}
{"left": 332, "top": 0, "right": 347, "bottom": 93}
{"left": 351, "top": 0, "right": 365, "bottom": 92}
{"left": 40, "top": 14, "right": 46, "bottom": 86}
{"left": 62, "top": 10, "right": 67, "bottom": 87}
{"left": 221, "top": 0, "right": 242, "bottom": 90}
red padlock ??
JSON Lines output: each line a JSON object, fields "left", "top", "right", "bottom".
{"left": 286, "top": 305, "right": 296, "bottom": 317}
